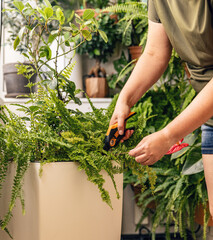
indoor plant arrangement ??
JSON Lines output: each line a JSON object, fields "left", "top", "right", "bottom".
{"left": 0, "top": 0, "right": 156, "bottom": 239}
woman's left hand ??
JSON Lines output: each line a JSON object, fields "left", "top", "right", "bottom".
{"left": 129, "top": 130, "right": 173, "bottom": 165}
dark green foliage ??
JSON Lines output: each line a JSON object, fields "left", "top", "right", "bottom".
{"left": 0, "top": 84, "right": 158, "bottom": 235}
{"left": 124, "top": 81, "right": 209, "bottom": 239}
{"left": 77, "top": 12, "right": 121, "bottom": 63}
{"left": 105, "top": 2, "right": 148, "bottom": 47}
{"left": 86, "top": 0, "right": 111, "bottom": 8}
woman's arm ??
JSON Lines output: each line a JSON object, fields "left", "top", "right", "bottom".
{"left": 110, "top": 20, "right": 172, "bottom": 135}
{"left": 129, "top": 77, "right": 213, "bottom": 165}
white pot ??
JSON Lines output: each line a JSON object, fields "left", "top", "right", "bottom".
{"left": 0, "top": 162, "right": 123, "bottom": 240}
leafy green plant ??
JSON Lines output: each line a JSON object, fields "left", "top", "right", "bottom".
{"left": 86, "top": 0, "right": 112, "bottom": 9}
{"left": 3, "top": 0, "right": 76, "bottom": 53}
{"left": 124, "top": 81, "right": 209, "bottom": 240}
{"left": 77, "top": 11, "right": 121, "bottom": 70}
{"left": 0, "top": 0, "right": 157, "bottom": 237}
{"left": 104, "top": 1, "right": 148, "bottom": 47}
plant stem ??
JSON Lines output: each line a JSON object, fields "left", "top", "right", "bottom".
{"left": 38, "top": 39, "right": 86, "bottom": 71}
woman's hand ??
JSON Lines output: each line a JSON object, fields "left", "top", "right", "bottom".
{"left": 129, "top": 129, "right": 173, "bottom": 165}
{"left": 110, "top": 103, "right": 134, "bottom": 141}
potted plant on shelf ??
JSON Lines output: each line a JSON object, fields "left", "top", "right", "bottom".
{"left": 2, "top": 0, "right": 39, "bottom": 97}
{"left": 2, "top": 0, "right": 78, "bottom": 98}
{"left": 0, "top": 1, "right": 156, "bottom": 240}
{"left": 104, "top": 1, "right": 148, "bottom": 61}
{"left": 77, "top": 11, "right": 122, "bottom": 97}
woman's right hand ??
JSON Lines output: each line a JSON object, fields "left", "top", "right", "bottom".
{"left": 109, "top": 103, "right": 134, "bottom": 142}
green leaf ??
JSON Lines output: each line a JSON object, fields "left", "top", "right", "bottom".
{"left": 65, "top": 41, "right": 70, "bottom": 47}
{"left": 13, "top": 1, "right": 24, "bottom": 12}
{"left": 182, "top": 145, "right": 203, "bottom": 175}
{"left": 44, "top": 7, "right": 53, "bottom": 19}
{"left": 37, "top": 7, "right": 46, "bottom": 18}
{"left": 56, "top": 8, "right": 65, "bottom": 25}
{"left": 29, "top": 106, "right": 40, "bottom": 113}
{"left": 44, "top": 0, "right": 52, "bottom": 8}
{"left": 23, "top": 6, "right": 35, "bottom": 16}
{"left": 182, "top": 159, "right": 203, "bottom": 175}
{"left": 48, "top": 77, "right": 57, "bottom": 90}
{"left": 39, "top": 46, "right": 52, "bottom": 60}
{"left": 183, "top": 132, "right": 198, "bottom": 146}
{"left": 64, "top": 32, "right": 70, "bottom": 41}
{"left": 13, "top": 36, "right": 20, "bottom": 50}
{"left": 70, "top": 23, "right": 79, "bottom": 31}
{"left": 75, "top": 16, "right": 83, "bottom": 25}
{"left": 18, "top": 26, "right": 26, "bottom": 40}
{"left": 94, "top": 49, "right": 100, "bottom": 56}
{"left": 82, "top": 9, "right": 95, "bottom": 20}
{"left": 171, "top": 146, "right": 190, "bottom": 160}
{"left": 82, "top": 30, "right": 92, "bottom": 41}
{"left": 98, "top": 30, "right": 108, "bottom": 43}
{"left": 48, "top": 34, "right": 57, "bottom": 44}
{"left": 22, "top": 53, "right": 29, "bottom": 59}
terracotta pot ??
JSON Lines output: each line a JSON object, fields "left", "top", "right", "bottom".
{"left": 85, "top": 77, "right": 108, "bottom": 98}
{"left": 128, "top": 46, "right": 143, "bottom": 61}
{"left": 195, "top": 203, "right": 213, "bottom": 226}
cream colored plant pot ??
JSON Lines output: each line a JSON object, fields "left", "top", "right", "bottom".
{"left": 0, "top": 162, "right": 123, "bottom": 240}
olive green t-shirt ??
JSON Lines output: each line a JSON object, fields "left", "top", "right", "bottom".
{"left": 148, "top": 0, "right": 213, "bottom": 125}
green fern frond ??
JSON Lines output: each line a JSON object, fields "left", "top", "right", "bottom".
{"left": 61, "top": 61, "right": 76, "bottom": 80}
{"left": 104, "top": 2, "right": 147, "bottom": 16}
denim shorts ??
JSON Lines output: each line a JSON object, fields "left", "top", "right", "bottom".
{"left": 201, "top": 124, "right": 213, "bottom": 154}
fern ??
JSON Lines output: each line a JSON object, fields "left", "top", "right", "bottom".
{"left": 105, "top": 2, "right": 147, "bottom": 16}
{"left": 61, "top": 61, "right": 76, "bottom": 80}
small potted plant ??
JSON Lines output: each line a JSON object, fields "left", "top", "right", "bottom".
{"left": 104, "top": 1, "right": 148, "bottom": 61}
{"left": 2, "top": 0, "right": 78, "bottom": 98}
{"left": 2, "top": 0, "right": 38, "bottom": 97}
{"left": 77, "top": 11, "right": 122, "bottom": 97}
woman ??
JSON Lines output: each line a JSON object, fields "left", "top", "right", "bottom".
{"left": 110, "top": 1, "right": 213, "bottom": 216}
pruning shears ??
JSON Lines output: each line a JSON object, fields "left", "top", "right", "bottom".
{"left": 103, "top": 112, "right": 136, "bottom": 151}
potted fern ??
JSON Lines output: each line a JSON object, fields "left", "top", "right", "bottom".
{"left": 0, "top": 1, "right": 156, "bottom": 240}
{"left": 104, "top": 1, "right": 148, "bottom": 61}
{"left": 0, "top": 1, "right": 122, "bottom": 239}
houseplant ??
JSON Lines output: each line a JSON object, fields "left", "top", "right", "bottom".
{"left": 0, "top": 1, "right": 157, "bottom": 239}
{"left": 124, "top": 79, "right": 210, "bottom": 240}
{"left": 2, "top": 0, "right": 77, "bottom": 97}
{"left": 2, "top": 0, "right": 39, "bottom": 97}
{"left": 77, "top": 11, "right": 122, "bottom": 97}
{"left": 104, "top": 1, "right": 148, "bottom": 60}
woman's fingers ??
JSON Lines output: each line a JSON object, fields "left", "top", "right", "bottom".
{"left": 120, "top": 129, "right": 134, "bottom": 142}
{"left": 117, "top": 114, "right": 126, "bottom": 135}
{"left": 128, "top": 130, "right": 173, "bottom": 165}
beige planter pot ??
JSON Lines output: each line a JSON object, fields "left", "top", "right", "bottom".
{"left": 0, "top": 162, "right": 123, "bottom": 240}
{"left": 85, "top": 77, "right": 108, "bottom": 98}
